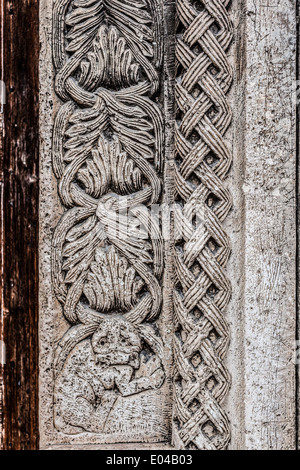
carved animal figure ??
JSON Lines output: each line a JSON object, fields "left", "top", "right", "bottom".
{"left": 54, "top": 315, "right": 165, "bottom": 434}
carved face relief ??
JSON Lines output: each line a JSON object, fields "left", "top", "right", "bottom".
{"left": 91, "top": 316, "right": 142, "bottom": 369}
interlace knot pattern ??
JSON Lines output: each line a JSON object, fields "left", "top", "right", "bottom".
{"left": 172, "top": 0, "right": 233, "bottom": 450}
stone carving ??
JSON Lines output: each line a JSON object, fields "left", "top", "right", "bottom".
{"left": 172, "top": 0, "right": 233, "bottom": 450}
{"left": 54, "top": 315, "right": 165, "bottom": 434}
{"left": 52, "top": 0, "right": 166, "bottom": 437}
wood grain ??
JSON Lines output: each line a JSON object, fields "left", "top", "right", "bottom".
{"left": 0, "top": 0, "right": 39, "bottom": 450}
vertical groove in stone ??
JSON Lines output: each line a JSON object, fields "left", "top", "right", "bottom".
{"left": 296, "top": 0, "right": 299, "bottom": 451}
{"left": 0, "top": 0, "right": 5, "bottom": 449}
{"left": 172, "top": 0, "right": 233, "bottom": 450}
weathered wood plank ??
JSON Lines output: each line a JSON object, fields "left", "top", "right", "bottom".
{"left": 243, "top": 0, "right": 297, "bottom": 450}
{"left": 0, "top": 0, "right": 39, "bottom": 450}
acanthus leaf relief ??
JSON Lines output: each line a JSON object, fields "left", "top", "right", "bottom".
{"left": 52, "top": 0, "right": 169, "bottom": 440}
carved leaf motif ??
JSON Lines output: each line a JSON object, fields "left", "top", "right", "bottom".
{"left": 83, "top": 246, "right": 144, "bottom": 312}
{"left": 53, "top": 196, "right": 162, "bottom": 325}
{"left": 77, "top": 137, "right": 142, "bottom": 198}
{"left": 53, "top": 95, "right": 162, "bottom": 208}
{"left": 65, "top": 0, "right": 153, "bottom": 58}
{"left": 53, "top": 0, "right": 160, "bottom": 97}
{"left": 52, "top": 0, "right": 166, "bottom": 421}
{"left": 78, "top": 26, "right": 141, "bottom": 91}
{"left": 62, "top": 214, "right": 103, "bottom": 284}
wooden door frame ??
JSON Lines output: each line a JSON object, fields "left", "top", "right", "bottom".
{"left": 0, "top": 0, "right": 39, "bottom": 450}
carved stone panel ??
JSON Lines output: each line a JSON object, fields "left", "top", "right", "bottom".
{"left": 39, "top": 0, "right": 235, "bottom": 450}
{"left": 40, "top": 0, "right": 174, "bottom": 448}
{"left": 38, "top": 0, "right": 298, "bottom": 452}
{"left": 0, "top": 0, "right": 297, "bottom": 452}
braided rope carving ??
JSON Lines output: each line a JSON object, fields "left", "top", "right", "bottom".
{"left": 51, "top": 0, "right": 167, "bottom": 435}
{"left": 172, "top": 0, "right": 233, "bottom": 450}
